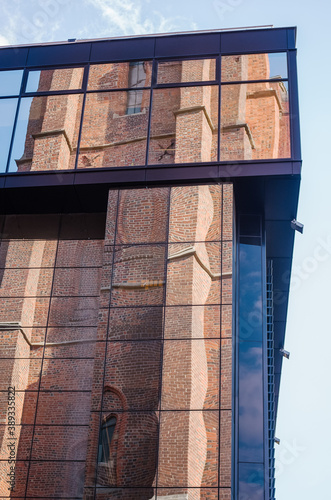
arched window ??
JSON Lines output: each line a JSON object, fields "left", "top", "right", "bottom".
{"left": 98, "top": 416, "right": 116, "bottom": 463}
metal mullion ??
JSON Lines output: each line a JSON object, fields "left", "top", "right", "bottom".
{"left": 0, "top": 94, "right": 20, "bottom": 100}
{"left": 144, "top": 59, "right": 157, "bottom": 168}
{"left": 23, "top": 215, "right": 62, "bottom": 500}
{"left": 73, "top": 65, "right": 89, "bottom": 171}
{"left": 23, "top": 89, "right": 84, "bottom": 97}
{"left": 154, "top": 80, "right": 218, "bottom": 89}
{"left": 155, "top": 187, "right": 171, "bottom": 497}
{"left": 5, "top": 94, "right": 23, "bottom": 174}
{"left": 217, "top": 182, "right": 224, "bottom": 499}
{"left": 85, "top": 85, "right": 151, "bottom": 94}
{"left": 287, "top": 49, "right": 301, "bottom": 161}
{"left": 218, "top": 60, "right": 222, "bottom": 163}
{"left": 220, "top": 78, "right": 288, "bottom": 86}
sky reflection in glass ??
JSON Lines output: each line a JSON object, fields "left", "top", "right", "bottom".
{"left": 239, "top": 241, "right": 262, "bottom": 341}
{"left": 238, "top": 463, "right": 264, "bottom": 500}
{"left": 238, "top": 341, "right": 263, "bottom": 462}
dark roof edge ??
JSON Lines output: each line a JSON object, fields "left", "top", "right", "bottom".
{"left": 0, "top": 25, "right": 297, "bottom": 51}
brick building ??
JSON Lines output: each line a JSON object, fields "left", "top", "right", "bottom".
{"left": 0, "top": 27, "right": 301, "bottom": 500}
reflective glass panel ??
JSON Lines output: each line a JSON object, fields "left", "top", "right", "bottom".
{"left": 169, "top": 184, "right": 223, "bottom": 242}
{"left": 116, "top": 188, "right": 170, "bottom": 244}
{"left": 26, "top": 461, "right": 86, "bottom": 497}
{"left": 108, "top": 307, "right": 163, "bottom": 341}
{"left": 30, "top": 426, "right": 89, "bottom": 460}
{"left": 157, "top": 58, "right": 216, "bottom": 84}
{"left": 78, "top": 90, "right": 150, "bottom": 168}
{"left": 90, "top": 411, "right": 158, "bottom": 488}
{"left": 111, "top": 244, "right": 166, "bottom": 307}
{"left": 102, "top": 341, "right": 162, "bottom": 411}
{"left": 238, "top": 463, "right": 264, "bottom": 500}
{"left": 35, "top": 392, "right": 92, "bottom": 425}
{"left": 8, "top": 94, "right": 83, "bottom": 172}
{"left": 0, "top": 460, "right": 29, "bottom": 495}
{"left": 239, "top": 241, "right": 262, "bottom": 341}
{"left": 157, "top": 410, "right": 218, "bottom": 487}
{"left": 0, "top": 359, "right": 42, "bottom": 390}
{"left": 164, "top": 305, "right": 221, "bottom": 339}
{"left": 220, "top": 410, "right": 232, "bottom": 486}
{"left": 0, "top": 297, "right": 50, "bottom": 327}
{"left": 149, "top": 86, "right": 218, "bottom": 164}
{"left": 0, "top": 69, "right": 23, "bottom": 95}
{"left": 48, "top": 296, "right": 99, "bottom": 327}
{"left": 221, "top": 52, "right": 287, "bottom": 81}
{"left": 87, "top": 61, "right": 152, "bottom": 90}
{"left": 0, "top": 98, "right": 18, "bottom": 172}
{"left": 166, "top": 242, "right": 221, "bottom": 306}
{"left": 26, "top": 67, "right": 84, "bottom": 92}
{"left": 220, "top": 82, "right": 291, "bottom": 160}
{"left": 0, "top": 426, "right": 33, "bottom": 460}
{"left": 238, "top": 341, "right": 263, "bottom": 462}
{"left": 161, "top": 339, "right": 220, "bottom": 410}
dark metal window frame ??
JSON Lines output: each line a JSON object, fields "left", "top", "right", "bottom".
{"left": 0, "top": 42, "right": 299, "bottom": 176}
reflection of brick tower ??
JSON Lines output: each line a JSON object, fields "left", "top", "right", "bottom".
{"left": 0, "top": 28, "right": 301, "bottom": 500}
{"left": 17, "top": 68, "right": 82, "bottom": 171}
{"left": 221, "top": 54, "right": 290, "bottom": 160}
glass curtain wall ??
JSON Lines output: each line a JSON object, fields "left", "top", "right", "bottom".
{"left": 236, "top": 214, "right": 267, "bottom": 500}
{"left": 0, "top": 183, "right": 234, "bottom": 499}
{"left": 0, "top": 52, "right": 291, "bottom": 173}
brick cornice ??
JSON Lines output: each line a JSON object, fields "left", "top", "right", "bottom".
{"left": 221, "top": 122, "right": 255, "bottom": 150}
{"left": 168, "top": 245, "right": 232, "bottom": 280}
{"left": 32, "top": 128, "right": 73, "bottom": 152}
{"left": 174, "top": 105, "right": 216, "bottom": 132}
{"left": 0, "top": 322, "right": 97, "bottom": 347}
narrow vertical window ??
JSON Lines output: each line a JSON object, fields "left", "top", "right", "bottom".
{"left": 98, "top": 416, "right": 116, "bottom": 463}
{"left": 126, "top": 62, "right": 147, "bottom": 115}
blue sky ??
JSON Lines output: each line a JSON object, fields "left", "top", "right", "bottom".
{"left": 0, "top": 0, "right": 330, "bottom": 498}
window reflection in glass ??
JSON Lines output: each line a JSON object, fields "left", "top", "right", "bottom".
{"left": 78, "top": 90, "right": 150, "bottom": 168}
{"left": 26, "top": 67, "right": 84, "bottom": 92}
{"left": 149, "top": 86, "right": 218, "bottom": 164}
{"left": 238, "top": 463, "right": 264, "bottom": 500}
{"left": 98, "top": 416, "right": 116, "bottom": 463}
{"left": 239, "top": 241, "right": 262, "bottom": 342}
{"left": 8, "top": 94, "right": 83, "bottom": 172}
{"left": 126, "top": 62, "right": 148, "bottom": 114}
{"left": 238, "top": 341, "right": 263, "bottom": 462}
{"left": 0, "top": 69, "right": 23, "bottom": 96}
{"left": 157, "top": 58, "right": 216, "bottom": 84}
{"left": 87, "top": 61, "right": 152, "bottom": 91}
{"left": 0, "top": 98, "right": 18, "bottom": 172}
{"left": 221, "top": 52, "right": 287, "bottom": 81}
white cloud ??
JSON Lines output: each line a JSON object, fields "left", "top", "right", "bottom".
{"left": 86, "top": 0, "right": 194, "bottom": 37}
{"left": 0, "top": 0, "right": 69, "bottom": 45}
{"left": 0, "top": 34, "right": 10, "bottom": 46}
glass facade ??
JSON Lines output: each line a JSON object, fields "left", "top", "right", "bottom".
{"left": 0, "top": 52, "right": 291, "bottom": 173}
{"left": 0, "top": 184, "right": 233, "bottom": 498}
{"left": 236, "top": 214, "right": 267, "bottom": 500}
{"left": 0, "top": 27, "right": 301, "bottom": 500}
